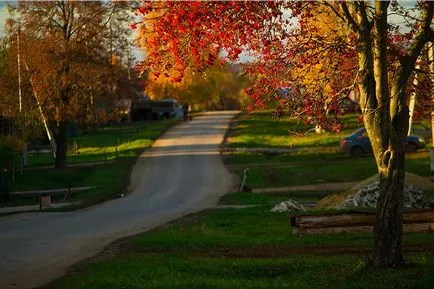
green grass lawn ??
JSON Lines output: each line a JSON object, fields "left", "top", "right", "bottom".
{"left": 227, "top": 152, "right": 431, "bottom": 190}
{"left": 224, "top": 111, "right": 433, "bottom": 190}
{"left": 43, "top": 253, "right": 434, "bottom": 289}
{"left": 228, "top": 111, "right": 362, "bottom": 149}
{"left": 2, "top": 120, "right": 176, "bottom": 208}
{"left": 7, "top": 158, "right": 134, "bottom": 207}
{"left": 43, "top": 204, "right": 434, "bottom": 289}
{"left": 11, "top": 120, "right": 176, "bottom": 167}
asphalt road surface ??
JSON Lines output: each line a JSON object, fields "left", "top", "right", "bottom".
{"left": 0, "top": 111, "right": 238, "bottom": 289}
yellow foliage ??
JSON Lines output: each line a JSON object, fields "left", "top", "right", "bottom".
{"left": 295, "top": 5, "right": 353, "bottom": 100}
{"left": 0, "top": 135, "right": 26, "bottom": 151}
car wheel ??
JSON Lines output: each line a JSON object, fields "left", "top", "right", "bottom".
{"left": 350, "top": 146, "right": 364, "bottom": 157}
{"left": 406, "top": 143, "right": 418, "bottom": 153}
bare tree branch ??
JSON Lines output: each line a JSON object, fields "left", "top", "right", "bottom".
{"left": 400, "top": 2, "right": 434, "bottom": 80}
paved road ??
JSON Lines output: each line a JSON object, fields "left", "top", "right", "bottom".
{"left": 0, "top": 111, "right": 238, "bottom": 289}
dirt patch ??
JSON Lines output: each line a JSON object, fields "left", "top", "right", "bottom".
{"left": 316, "top": 172, "right": 434, "bottom": 209}
{"left": 316, "top": 190, "right": 354, "bottom": 209}
{"left": 351, "top": 172, "right": 434, "bottom": 192}
{"left": 192, "top": 244, "right": 434, "bottom": 258}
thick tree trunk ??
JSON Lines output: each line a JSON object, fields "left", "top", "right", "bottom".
{"left": 54, "top": 121, "right": 68, "bottom": 169}
{"left": 368, "top": 0, "right": 407, "bottom": 268}
{"left": 371, "top": 81, "right": 409, "bottom": 267}
{"left": 372, "top": 151, "right": 406, "bottom": 267}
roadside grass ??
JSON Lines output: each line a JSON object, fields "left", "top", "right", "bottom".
{"left": 236, "top": 159, "right": 376, "bottom": 188}
{"left": 226, "top": 151, "right": 432, "bottom": 190}
{"left": 228, "top": 111, "right": 361, "bottom": 149}
{"left": 13, "top": 120, "right": 176, "bottom": 167}
{"left": 224, "top": 111, "right": 432, "bottom": 191}
{"left": 223, "top": 147, "right": 344, "bottom": 165}
{"left": 3, "top": 120, "right": 176, "bottom": 208}
{"left": 225, "top": 111, "right": 432, "bottom": 176}
{"left": 8, "top": 158, "right": 134, "bottom": 207}
{"left": 43, "top": 205, "right": 434, "bottom": 289}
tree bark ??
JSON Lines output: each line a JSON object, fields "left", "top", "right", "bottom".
{"left": 369, "top": 0, "right": 407, "bottom": 268}
{"left": 373, "top": 153, "right": 406, "bottom": 267}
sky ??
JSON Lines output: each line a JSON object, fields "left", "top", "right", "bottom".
{"left": 0, "top": 1, "right": 421, "bottom": 64}
{"left": 0, "top": 3, "right": 9, "bottom": 36}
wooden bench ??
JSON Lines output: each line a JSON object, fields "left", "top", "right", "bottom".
{"left": 10, "top": 186, "right": 96, "bottom": 210}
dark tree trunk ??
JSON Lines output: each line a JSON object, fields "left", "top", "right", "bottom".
{"left": 372, "top": 152, "right": 406, "bottom": 267}
{"left": 370, "top": 73, "right": 409, "bottom": 267}
{"left": 54, "top": 121, "right": 68, "bottom": 169}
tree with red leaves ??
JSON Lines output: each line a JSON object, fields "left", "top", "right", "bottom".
{"left": 136, "top": 1, "right": 434, "bottom": 267}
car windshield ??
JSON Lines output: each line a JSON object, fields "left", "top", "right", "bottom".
{"left": 349, "top": 128, "right": 365, "bottom": 138}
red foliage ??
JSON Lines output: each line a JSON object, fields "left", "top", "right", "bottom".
{"left": 136, "top": 1, "right": 432, "bottom": 131}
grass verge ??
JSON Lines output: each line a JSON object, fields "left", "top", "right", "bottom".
{"left": 227, "top": 111, "right": 362, "bottom": 149}
{"left": 43, "top": 204, "right": 434, "bottom": 289}
{"left": 2, "top": 120, "right": 176, "bottom": 208}
{"left": 223, "top": 111, "right": 432, "bottom": 190}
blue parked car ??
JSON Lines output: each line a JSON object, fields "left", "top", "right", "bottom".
{"left": 340, "top": 128, "right": 426, "bottom": 157}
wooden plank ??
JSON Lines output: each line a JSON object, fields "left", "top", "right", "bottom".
{"left": 293, "top": 212, "right": 375, "bottom": 228}
{"left": 10, "top": 186, "right": 96, "bottom": 195}
{"left": 291, "top": 210, "right": 434, "bottom": 228}
{"left": 292, "top": 222, "right": 434, "bottom": 235}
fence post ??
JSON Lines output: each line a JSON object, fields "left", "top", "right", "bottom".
{"left": 20, "top": 153, "right": 23, "bottom": 175}
{"left": 0, "top": 168, "right": 9, "bottom": 202}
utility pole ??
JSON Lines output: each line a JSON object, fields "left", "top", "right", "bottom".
{"left": 24, "top": 61, "right": 57, "bottom": 158}
{"left": 17, "top": 22, "right": 28, "bottom": 166}
{"left": 429, "top": 42, "right": 434, "bottom": 171}
{"left": 17, "top": 24, "right": 22, "bottom": 113}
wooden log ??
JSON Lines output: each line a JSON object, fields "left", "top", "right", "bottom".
{"left": 292, "top": 222, "right": 434, "bottom": 235}
{"left": 404, "top": 210, "right": 434, "bottom": 223}
{"left": 292, "top": 225, "right": 373, "bottom": 235}
{"left": 291, "top": 210, "right": 434, "bottom": 228}
{"left": 292, "top": 212, "right": 376, "bottom": 228}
